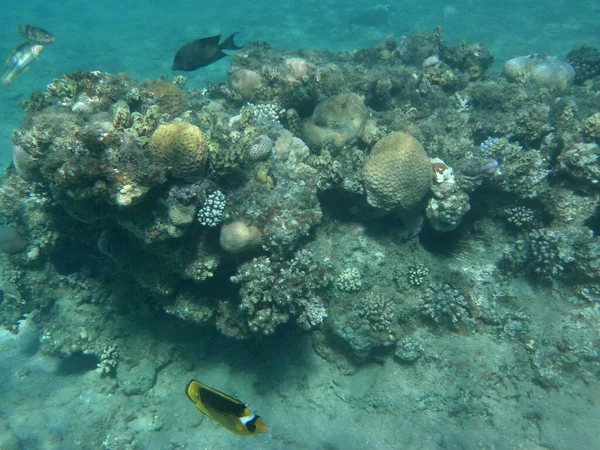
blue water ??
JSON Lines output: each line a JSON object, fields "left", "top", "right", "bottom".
{"left": 1, "top": 0, "right": 599, "bottom": 165}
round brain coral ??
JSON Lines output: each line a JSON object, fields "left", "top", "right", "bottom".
{"left": 220, "top": 222, "right": 262, "bottom": 253}
{"left": 228, "top": 68, "right": 262, "bottom": 101}
{"left": 301, "top": 93, "right": 368, "bottom": 149}
{"left": 149, "top": 81, "right": 187, "bottom": 116}
{"left": 149, "top": 121, "right": 208, "bottom": 181}
{"left": 363, "top": 132, "right": 433, "bottom": 211}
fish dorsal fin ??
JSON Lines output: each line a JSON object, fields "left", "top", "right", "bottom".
{"left": 198, "top": 35, "right": 222, "bottom": 46}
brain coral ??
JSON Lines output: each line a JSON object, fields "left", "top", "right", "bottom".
{"left": 228, "top": 68, "right": 262, "bottom": 101}
{"left": 149, "top": 81, "right": 187, "bottom": 116}
{"left": 149, "top": 121, "right": 208, "bottom": 181}
{"left": 301, "top": 93, "right": 368, "bottom": 149}
{"left": 363, "top": 133, "right": 433, "bottom": 210}
{"left": 220, "top": 222, "right": 262, "bottom": 253}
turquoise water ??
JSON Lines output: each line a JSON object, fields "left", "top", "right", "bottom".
{"left": 1, "top": 1, "right": 600, "bottom": 449}
{"left": 1, "top": 0, "right": 599, "bottom": 165}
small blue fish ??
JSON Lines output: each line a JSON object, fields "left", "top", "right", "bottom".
{"left": 2, "top": 42, "right": 44, "bottom": 84}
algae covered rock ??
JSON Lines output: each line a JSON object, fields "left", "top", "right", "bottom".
{"left": 149, "top": 121, "right": 208, "bottom": 181}
{"left": 301, "top": 93, "right": 368, "bottom": 149}
{"left": 363, "top": 133, "right": 433, "bottom": 211}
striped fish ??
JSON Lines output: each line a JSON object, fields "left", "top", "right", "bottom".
{"left": 18, "top": 24, "right": 55, "bottom": 45}
{"left": 2, "top": 42, "right": 44, "bottom": 84}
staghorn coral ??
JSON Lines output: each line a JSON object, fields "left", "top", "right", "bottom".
{"left": 363, "top": 132, "right": 433, "bottom": 211}
{"left": 301, "top": 93, "right": 368, "bottom": 150}
{"left": 149, "top": 121, "right": 208, "bottom": 181}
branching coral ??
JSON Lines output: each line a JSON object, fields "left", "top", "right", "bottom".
{"left": 228, "top": 249, "right": 330, "bottom": 336}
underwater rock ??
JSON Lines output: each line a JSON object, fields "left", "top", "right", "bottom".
{"left": 503, "top": 54, "right": 575, "bottom": 90}
{"left": 0, "top": 225, "right": 28, "bottom": 254}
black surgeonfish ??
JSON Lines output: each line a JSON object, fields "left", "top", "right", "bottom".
{"left": 172, "top": 33, "right": 242, "bottom": 71}
{"left": 185, "top": 379, "right": 269, "bottom": 436}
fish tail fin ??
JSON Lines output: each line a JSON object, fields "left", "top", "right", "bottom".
{"left": 220, "top": 32, "right": 242, "bottom": 50}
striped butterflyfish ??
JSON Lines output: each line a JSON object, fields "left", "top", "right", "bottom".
{"left": 185, "top": 379, "right": 269, "bottom": 436}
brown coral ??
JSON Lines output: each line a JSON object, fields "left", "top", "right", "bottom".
{"left": 149, "top": 81, "right": 186, "bottom": 116}
{"left": 363, "top": 133, "right": 433, "bottom": 210}
{"left": 220, "top": 222, "right": 262, "bottom": 253}
{"left": 228, "top": 68, "right": 262, "bottom": 101}
{"left": 301, "top": 93, "right": 368, "bottom": 149}
{"left": 149, "top": 121, "right": 208, "bottom": 181}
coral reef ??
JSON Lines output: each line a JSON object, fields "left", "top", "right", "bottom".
{"left": 0, "top": 30, "right": 599, "bottom": 414}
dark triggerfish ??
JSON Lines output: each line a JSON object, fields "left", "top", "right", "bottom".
{"left": 185, "top": 379, "right": 269, "bottom": 436}
{"left": 18, "top": 24, "right": 55, "bottom": 45}
{"left": 172, "top": 33, "right": 242, "bottom": 71}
